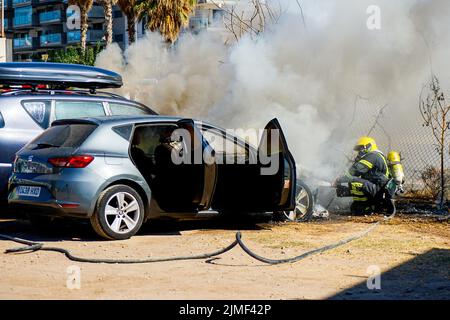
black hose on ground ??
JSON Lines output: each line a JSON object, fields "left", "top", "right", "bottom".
{"left": 0, "top": 209, "right": 396, "bottom": 265}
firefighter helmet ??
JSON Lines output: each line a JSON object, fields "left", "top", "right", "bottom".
{"left": 353, "top": 136, "right": 378, "bottom": 155}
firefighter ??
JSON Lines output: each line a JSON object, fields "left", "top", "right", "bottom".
{"left": 336, "top": 136, "right": 390, "bottom": 215}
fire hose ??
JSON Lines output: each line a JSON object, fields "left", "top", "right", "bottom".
{"left": 0, "top": 210, "right": 395, "bottom": 265}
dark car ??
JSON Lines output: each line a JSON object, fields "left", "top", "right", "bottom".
{"left": 0, "top": 62, "right": 157, "bottom": 205}
{"left": 8, "top": 116, "right": 311, "bottom": 240}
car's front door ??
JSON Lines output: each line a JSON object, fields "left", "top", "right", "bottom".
{"left": 176, "top": 119, "right": 218, "bottom": 211}
{"left": 256, "top": 118, "right": 297, "bottom": 212}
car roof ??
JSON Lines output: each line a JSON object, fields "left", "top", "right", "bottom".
{"left": 0, "top": 89, "right": 158, "bottom": 114}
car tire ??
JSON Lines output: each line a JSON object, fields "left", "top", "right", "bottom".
{"left": 275, "top": 180, "right": 314, "bottom": 222}
{"left": 90, "top": 185, "right": 145, "bottom": 240}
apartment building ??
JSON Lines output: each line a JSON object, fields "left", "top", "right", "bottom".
{"left": 1, "top": 0, "right": 232, "bottom": 61}
{"left": 1, "top": 0, "right": 132, "bottom": 61}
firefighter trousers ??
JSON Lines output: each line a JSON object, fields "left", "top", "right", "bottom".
{"left": 349, "top": 177, "right": 381, "bottom": 202}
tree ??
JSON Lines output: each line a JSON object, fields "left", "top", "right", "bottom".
{"left": 137, "top": 0, "right": 197, "bottom": 43}
{"left": 69, "top": 0, "right": 94, "bottom": 54}
{"left": 117, "top": 0, "right": 140, "bottom": 44}
{"left": 419, "top": 75, "right": 450, "bottom": 209}
{"left": 98, "top": 0, "right": 118, "bottom": 45}
{"left": 47, "top": 43, "right": 102, "bottom": 66}
{"left": 213, "top": 0, "right": 282, "bottom": 42}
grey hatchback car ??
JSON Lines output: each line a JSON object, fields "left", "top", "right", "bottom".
{"left": 8, "top": 116, "right": 305, "bottom": 240}
{"left": 0, "top": 62, "right": 157, "bottom": 205}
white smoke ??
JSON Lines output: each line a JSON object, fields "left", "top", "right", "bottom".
{"left": 96, "top": 0, "right": 450, "bottom": 181}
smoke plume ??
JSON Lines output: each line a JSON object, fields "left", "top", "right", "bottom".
{"left": 96, "top": 0, "right": 450, "bottom": 181}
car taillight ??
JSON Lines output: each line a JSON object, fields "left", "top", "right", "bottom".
{"left": 48, "top": 156, "right": 94, "bottom": 168}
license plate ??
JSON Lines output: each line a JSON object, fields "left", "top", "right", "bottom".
{"left": 16, "top": 186, "right": 41, "bottom": 197}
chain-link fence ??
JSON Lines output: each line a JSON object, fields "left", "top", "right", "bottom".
{"left": 345, "top": 96, "right": 449, "bottom": 200}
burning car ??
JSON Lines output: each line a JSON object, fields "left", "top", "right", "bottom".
{"left": 8, "top": 116, "right": 313, "bottom": 239}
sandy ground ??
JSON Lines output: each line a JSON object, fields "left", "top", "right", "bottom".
{"left": 0, "top": 213, "right": 449, "bottom": 300}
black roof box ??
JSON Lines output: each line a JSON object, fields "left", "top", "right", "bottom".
{"left": 0, "top": 62, "right": 123, "bottom": 89}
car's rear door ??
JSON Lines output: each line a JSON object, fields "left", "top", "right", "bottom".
{"left": 257, "top": 118, "right": 296, "bottom": 211}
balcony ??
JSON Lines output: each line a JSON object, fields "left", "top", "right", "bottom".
{"left": 12, "top": 0, "right": 31, "bottom": 7}
{"left": 40, "top": 33, "right": 62, "bottom": 46}
{"left": 67, "top": 29, "right": 104, "bottom": 44}
{"left": 39, "top": 10, "right": 61, "bottom": 23}
{"left": 190, "top": 17, "right": 209, "bottom": 30}
{"left": 65, "top": 5, "right": 104, "bottom": 20}
{"left": 13, "top": 37, "right": 32, "bottom": 48}
{"left": 13, "top": 15, "right": 32, "bottom": 27}
{"left": 87, "top": 29, "right": 104, "bottom": 42}
{"left": 88, "top": 6, "right": 104, "bottom": 19}
{"left": 67, "top": 30, "right": 80, "bottom": 43}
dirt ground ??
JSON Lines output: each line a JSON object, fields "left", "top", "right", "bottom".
{"left": 0, "top": 213, "right": 449, "bottom": 300}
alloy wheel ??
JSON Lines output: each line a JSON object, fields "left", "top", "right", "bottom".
{"left": 104, "top": 192, "right": 140, "bottom": 234}
{"left": 283, "top": 185, "right": 311, "bottom": 221}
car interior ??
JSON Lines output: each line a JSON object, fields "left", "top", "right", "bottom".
{"left": 130, "top": 123, "right": 205, "bottom": 212}
{"left": 129, "top": 121, "right": 294, "bottom": 214}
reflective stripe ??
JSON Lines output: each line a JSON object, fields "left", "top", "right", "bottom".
{"left": 353, "top": 197, "right": 369, "bottom": 201}
{"left": 381, "top": 154, "right": 389, "bottom": 177}
{"left": 351, "top": 182, "right": 363, "bottom": 188}
{"left": 374, "top": 150, "right": 389, "bottom": 177}
{"left": 345, "top": 171, "right": 353, "bottom": 178}
{"left": 359, "top": 159, "right": 373, "bottom": 169}
{"left": 350, "top": 181, "right": 364, "bottom": 196}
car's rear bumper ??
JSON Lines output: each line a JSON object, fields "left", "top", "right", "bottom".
{"left": 8, "top": 201, "right": 89, "bottom": 219}
{"left": 8, "top": 168, "right": 105, "bottom": 218}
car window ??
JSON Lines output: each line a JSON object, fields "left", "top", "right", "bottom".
{"left": 53, "top": 101, "right": 106, "bottom": 120}
{"left": 22, "top": 100, "right": 52, "bottom": 129}
{"left": 201, "top": 128, "right": 247, "bottom": 156}
{"left": 26, "top": 124, "right": 98, "bottom": 150}
{"left": 131, "top": 125, "right": 178, "bottom": 156}
{"left": 109, "top": 103, "right": 149, "bottom": 116}
{"left": 0, "top": 112, "right": 4, "bottom": 129}
{"left": 113, "top": 124, "right": 133, "bottom": 141}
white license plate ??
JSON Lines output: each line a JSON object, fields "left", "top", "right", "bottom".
{"left": 16, "top": 186, "right": 41, "bottom": 197}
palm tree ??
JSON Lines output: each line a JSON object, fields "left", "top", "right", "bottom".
{"left": 117, "top": 0, "right": 140, "bottom": 45}
{"left": 98, "top": 0, "right": 118, "bottom": 45}
{"left": 138, "top": 0, "right": 197, "bottom": 43}
{"left": 68, "top": 0, "right": 94, "bottom": 54}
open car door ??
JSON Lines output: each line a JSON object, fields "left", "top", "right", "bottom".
{"left": 257, "top": 118, "right": 296, "bottom": 211}
{"left": 176, "top": 119, "right": 218, "bottom": 211}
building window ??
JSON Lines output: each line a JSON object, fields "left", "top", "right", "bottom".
{"left": 13, "top": 6, "right": 32, "bottom": 26}
{"left": 39, "top": 9, "right": 61, "bottom": 23}
{"left": 13, "top": 33, "right": 32, "bottom": 48}
{"left": 67, "top": 30, "right": 81, "bottom": 43}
